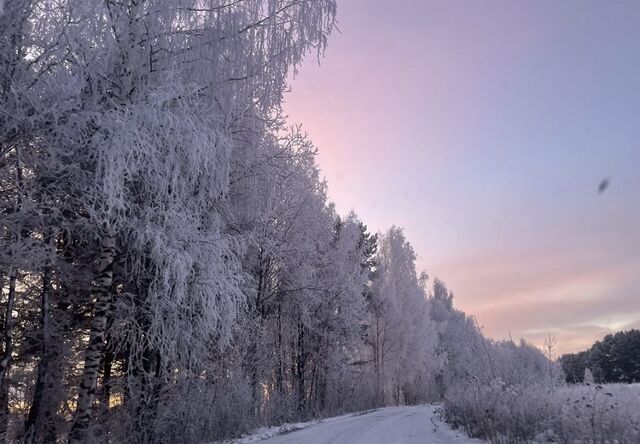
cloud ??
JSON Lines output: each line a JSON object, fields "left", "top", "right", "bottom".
{"left": 437, "top": 247, "right": 640, "bottom": 354}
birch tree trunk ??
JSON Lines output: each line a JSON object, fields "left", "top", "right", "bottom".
{"left": 68, "top": 231, "right": 116, "bottom": 444}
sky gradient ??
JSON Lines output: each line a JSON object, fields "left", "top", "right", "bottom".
{"left": 284, "top": 0, "right": 640, "bottom": 355}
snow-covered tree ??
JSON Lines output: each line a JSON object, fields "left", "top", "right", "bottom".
{"left": 365, "top": 227, "right": 436, "bottom": 405}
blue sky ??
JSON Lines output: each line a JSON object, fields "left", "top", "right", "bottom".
{"left": 285, "top": 0, "right": 640, "bottom": 353}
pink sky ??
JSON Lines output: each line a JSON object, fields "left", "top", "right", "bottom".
{"left": 284, "top": 0, "right": 640, "bottom": 355}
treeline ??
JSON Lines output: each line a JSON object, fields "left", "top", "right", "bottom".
{"left": 560, "top": 330, "right": 640, "bottom": 384}
{"left": 0, "top": 1, "right": 589, "bottom": 443}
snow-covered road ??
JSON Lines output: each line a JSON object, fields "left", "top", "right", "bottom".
{"left": 249, "top": 405, "right": 482, "bottom": 444}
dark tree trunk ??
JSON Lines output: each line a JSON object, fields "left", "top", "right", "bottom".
{"left": 296, "top": 318, "right": 306, "bottom": 416}
{"left": 100, "top": 336, "right": 114, "bottom": 413}
{"left": 276, "top": 303, "right": 284, "bottom": 396}
{"left": 0, "top": 270, "right": 17, "bottom": 443}
{"left": 23, "top": 261, "right": 54, "bottom": 444}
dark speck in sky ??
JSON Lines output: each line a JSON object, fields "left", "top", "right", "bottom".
{"left": 598, "top": 178, "right": 610, "bottom": 194}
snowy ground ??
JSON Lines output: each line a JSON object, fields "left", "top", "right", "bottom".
{"left": 220, "top": 405, "right": 484, "bottom": 444}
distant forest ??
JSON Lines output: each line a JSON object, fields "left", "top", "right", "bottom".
{"left": 560, "top": 329, "right": 640, "bottom": 384}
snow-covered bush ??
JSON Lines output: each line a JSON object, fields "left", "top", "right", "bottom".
{"left": 444, "top": 380, "right": 560, "bottom": 442}
{"left": 552, "top": 384, "right": 640, "bottom": 444}
{"left": 443, "top": 382, "right": 640, "bottom": 443}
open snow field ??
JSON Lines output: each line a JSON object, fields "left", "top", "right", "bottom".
{"left": 227, "top": 405, "right": 483, "bottom": 444}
